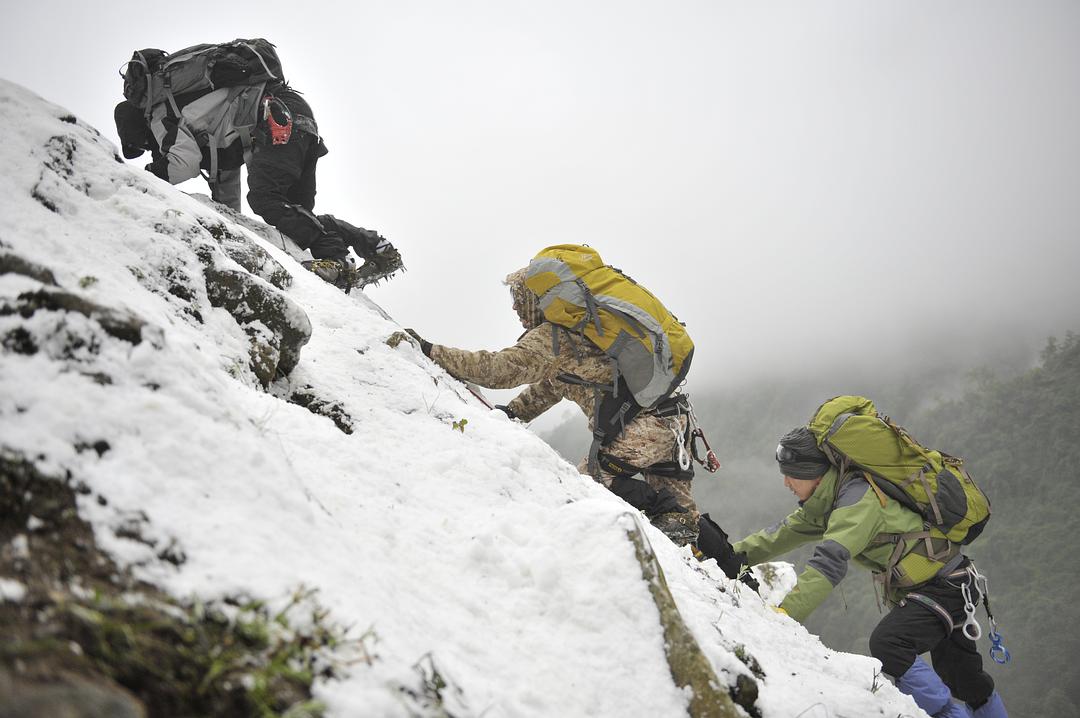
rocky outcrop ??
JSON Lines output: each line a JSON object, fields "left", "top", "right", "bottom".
{"left": 203, "top": 265, "right": 311, "bottom": 386}
{"left": 0, "top": 453, "right": 334, "bottom": 718}
{"left": 195, "top": 215, "right": 293, "bottom": 291}
{"left": 15, "top": 102, "right": 312, "bottom": 391}
{"left": 1, "top": 286, "right": 158, "bottom": 351}
{"left": 624, "top": 514, "right": 756, "bottom": 718}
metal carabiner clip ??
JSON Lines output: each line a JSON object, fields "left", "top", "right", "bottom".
{"left": 960, "top": 580, "right": 982, "bottom": 641}
{"left": 988, "top": 630, "right": 1011, "bottom": 664}
{"left": 961, "top": 604, "right": 982, "bottom": 641}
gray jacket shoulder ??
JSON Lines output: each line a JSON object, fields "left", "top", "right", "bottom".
{"left": 834, "top": 475, "right": 871, "bottom": 510}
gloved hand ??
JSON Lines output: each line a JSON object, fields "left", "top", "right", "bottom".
{"left": 695, "top": 514, "right": 745, "bottom": 579}
{"left": 771, "top": 606, "right": 788, "bottom": 617}
{"left": 144, "top": 159, "right": 169, "bottom": 181}
{"left": 739, "top": 570, "right": 761, "bottom": 593}
{"left": 405, "top": 328, "right": 432, "bottom": 357}
{"left": 608, "top": 478, "right": 689, "bottom": 519}
{"left": 386, "top": 329, "right": 431, "bottom": 356}
{"left": 654, "top": 491, "right": 691, "bottom": 516}
{"left": 494, "top": 404, "right": 517, "bottom": 420}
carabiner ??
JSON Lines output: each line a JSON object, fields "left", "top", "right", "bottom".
{"left": 988, "top": 630, "right": 1011, "bottom": 664}
{"left": 961, "top": 607, "right": 982, "bottom": 641}
{"left": 960, "top": 580, "right": 982, "bottom": 641}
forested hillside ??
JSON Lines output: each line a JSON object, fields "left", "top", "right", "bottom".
{"left": 781, "top": 334, "right": 1080, "bottom": 717}
{"left": 912, "top": 332, "right": 1080, "bottom": 716}
{"left": 542, "top": 333, "right": 1080, "bottom": 717}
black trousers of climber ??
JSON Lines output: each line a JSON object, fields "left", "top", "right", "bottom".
{"left": 869, "top": 563, "right": 996, "bottom": 707}
{"left": 246, "top": 129, "right": 348, "bottom": 262}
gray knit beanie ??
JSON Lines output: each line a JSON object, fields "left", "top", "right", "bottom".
{"left": 775, "top": 427, "right": 831, "bottom": 480}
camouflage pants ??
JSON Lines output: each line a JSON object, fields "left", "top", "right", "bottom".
{"left": 578, "top": 413, "right": 700, "bottom": 542}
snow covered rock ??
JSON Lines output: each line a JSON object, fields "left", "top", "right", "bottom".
{"left": 0, "top": 78, "right": 928, "bottom": 718}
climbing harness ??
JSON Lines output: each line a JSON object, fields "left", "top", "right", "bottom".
{"left": 958, "top": 563, "right": 1011, "bottom": 664}
{"left": 900, "top": 562, "right": 1011, "bottom": 665}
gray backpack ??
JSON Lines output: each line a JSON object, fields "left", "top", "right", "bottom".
{"left": 122, "top": 39, "right": 282, "bottom": 118}
{"left": 121, "top": 39, "right": 285, "bottom": 180}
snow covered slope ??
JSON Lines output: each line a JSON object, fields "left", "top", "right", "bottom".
{"left": 0, "top": 79, "right": 926, "bottom": 718}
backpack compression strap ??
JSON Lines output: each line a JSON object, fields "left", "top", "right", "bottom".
{"left": 870, "top": 531, "right": 962, "bottom": 598}
{"left": 557, "top": 371, "right": 642, "bottom": 478}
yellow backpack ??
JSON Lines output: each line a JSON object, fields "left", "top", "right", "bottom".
{"left": 525, "top": 245, "right": 694, "bottom": 469}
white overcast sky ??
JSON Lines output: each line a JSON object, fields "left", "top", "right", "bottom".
{"left": 2, "top": 1, "right": 1078, "bottom": 386}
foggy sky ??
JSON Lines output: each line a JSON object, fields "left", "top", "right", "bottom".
{"left": 2, "top": 1, "right": 1078, "bottom": 390}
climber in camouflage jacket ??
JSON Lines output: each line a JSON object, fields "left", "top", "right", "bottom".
{"left": 390, "top": 269, "right": 700, "bottom": 545}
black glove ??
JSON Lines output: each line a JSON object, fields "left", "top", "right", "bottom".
{"left": 609, "top": 477, "right": 688, "bottom": 518}
{"left": 405, "top": 328, "right": 432, "bottom": 357}
{"left": 144, "top": 159, "right": 169, "bottom": 181}
{"left": 738, "top": 566, "right": 761, "bottom": 592}
{"left": 494, "top": 404, "right": 517, "bottom": 420}
{"left": 696, "top": 513, "right": 748, "bottom": 581}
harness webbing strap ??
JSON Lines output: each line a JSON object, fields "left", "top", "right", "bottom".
{"left": 587, "top": 387, "right": 605, "bottom": 478}
{"left": 239, "top": 83, "right": 267, "bottom": 163}
{"left": 581, "top": 281, "right": 604, "bottom": 337}
{"left": 208, "top": 143, "right": 219, "bottom": 187}
{"left": 864, "top": 475, "right": 889, "bottom": 507}
{"left": 163, "top": 75, "right": 182, "bottom": 119}
{"left": 905, "top": 592, "right": 956, "bottom": 633}
{"left": 900, "top": 463, "right": 928, "bottom": 490}
{"left": 872, "top": 530, "right": 959, "bottom": 597}
{"left": 918, "top": 471, "right": 944, "bottom": 526}
{"left": 881, "top": 537, "right": 910, "bottom": 598}
{"left": 562, "top": 327, "right": 582, "bottom": 361}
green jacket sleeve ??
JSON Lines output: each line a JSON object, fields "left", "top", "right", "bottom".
{"left": 778, "top": 480, "right": 885, "bottom": 622}
{"left": 733, "top": 509, "right": 824, "bottom": 567}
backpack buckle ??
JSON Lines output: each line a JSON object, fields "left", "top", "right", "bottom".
{"left": 261, "top": 95, "right": 293, "bottom": 145}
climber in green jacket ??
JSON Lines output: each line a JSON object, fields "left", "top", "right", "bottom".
{"left": 734, "top": 459, "right": 933, "bottom": 623}
{"left": 731, "top": 426, "right": 1006, "bottom": 718}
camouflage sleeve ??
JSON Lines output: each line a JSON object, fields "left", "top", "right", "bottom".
{"left": 507, "top": 378, "right": 565, "bottom": 423}
{"left": 428, "top": 328, "right": 554, "bottom": 390}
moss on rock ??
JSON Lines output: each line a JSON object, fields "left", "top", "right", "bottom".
{"left": 0, "top": 453, "right": 348, "bottom": 718}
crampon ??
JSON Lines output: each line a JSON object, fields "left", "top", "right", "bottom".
{"left": 302, "top": 247, "right": 404, "bottom": 293}
{"left": 352, "top": 245, "right": 405, "bottom": 289}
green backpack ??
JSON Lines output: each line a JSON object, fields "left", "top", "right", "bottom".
{"left": 807, "top": 396, "right": 991, "bottom": 547}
